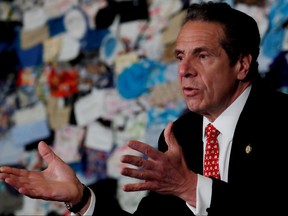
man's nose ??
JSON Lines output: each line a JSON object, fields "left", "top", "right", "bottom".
{"left": 178, "top": 58, "right": 197, "bottom": 77}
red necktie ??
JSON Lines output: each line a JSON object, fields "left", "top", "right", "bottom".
{"left": 204, "top": 123, "right": 220, "bottom": 179}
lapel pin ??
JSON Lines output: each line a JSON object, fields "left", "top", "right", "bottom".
{"left": 245, "top": 144, "right": 252, "bottom": 154}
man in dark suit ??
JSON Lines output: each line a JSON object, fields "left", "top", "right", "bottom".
{"left": 1, "top": 1, "right": 287, "bottom": 216}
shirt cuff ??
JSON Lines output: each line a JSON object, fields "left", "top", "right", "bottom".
{"left": 70, "top": 187, "right": 96, "bottom": 216}
{"left": 186, "top": 174, "right": 212, "bottom": 216}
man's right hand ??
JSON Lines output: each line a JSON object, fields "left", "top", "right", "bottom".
{"left": 0, "top": 141, "right": 85, "bottom": 206}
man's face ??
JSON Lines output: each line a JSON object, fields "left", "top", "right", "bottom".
{"left": 175, "top": 21, "right": 248, "bottom": 121}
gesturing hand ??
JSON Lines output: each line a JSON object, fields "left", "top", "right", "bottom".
{"left": 0, "top": 141, "right": 83, "bottom": 204}
{"left": 120, "top": 122, "right": 197, "bottom": 206}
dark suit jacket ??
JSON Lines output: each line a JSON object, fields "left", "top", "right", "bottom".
{"left": 94, "top": 81, "right": 288, "bottom": 215}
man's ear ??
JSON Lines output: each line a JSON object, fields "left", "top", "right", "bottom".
{"left": 236, "top": 54, "right": 252, "bottom": 81}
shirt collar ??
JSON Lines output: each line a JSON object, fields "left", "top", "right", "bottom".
{"left": 203, "top": 85, "right": 251, "bottom": 138}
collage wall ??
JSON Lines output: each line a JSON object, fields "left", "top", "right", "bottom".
{"left": 0, "top": 0, "right": 288, "bottom": 215}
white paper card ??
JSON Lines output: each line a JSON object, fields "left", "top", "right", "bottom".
{"left": 85, "top": 121, "right": 113, "bottom": 152}
{"left": 74, "top": 89, "right": 105, "bottom": 126}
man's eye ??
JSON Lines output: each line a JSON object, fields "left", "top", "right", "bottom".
{"left": 199, "top": 54, "right": 208, "bottom": 59}
{"left": 175, "top": 55, "right": 184, "bottom": 61}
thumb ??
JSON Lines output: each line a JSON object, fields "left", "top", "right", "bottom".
{"left": 164, "top": 122, "right": 180, "bottom": 152}
{"left": 164, "top": 122, "right": 187, "bottom": 168}
{"left": 38, "top": 141, "right": 58, "bottom": 165}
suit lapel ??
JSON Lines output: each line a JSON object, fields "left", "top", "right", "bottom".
{"left": 227, "top": 84, "right": 262, "bottom": 181}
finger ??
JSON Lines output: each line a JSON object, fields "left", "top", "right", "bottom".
{"left": 38, "top": 141, "right": 58, "bottom": 165}
{"left": 4, "top": 176, "right": 31, "bottom": 189}
{"left": 121, "top": 154, "right": 154, "bottom": 170}
{"left": 164, "top": 122, "right": 179, "bottom": 152}
{"left": 127, "top": 140, "right": 163, "bottom": 160}
{"left": 121, "top": 167, "right": 155, "bottom": 181}
{"left": 0, "top": 171, "right": 36, "bottom": 195}
{"left": 0, "top": 166, "right": 28, "bottom": 177}
{"left": 122, "top": 181, "right": 150, "bottom": 192}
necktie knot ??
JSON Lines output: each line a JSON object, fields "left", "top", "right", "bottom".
{"left": 205, "top": 123, "right": 220, "bottom": 137}
{"left": 204, "top": 123, "right": 220, "bottom": 179}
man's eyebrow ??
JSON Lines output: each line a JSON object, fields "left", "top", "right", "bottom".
{"left": 174, "top": 47, "right": 211, "bottom": 56}
{"left": 192, "top": 47, "right": 211, "bottom": 54}
{"left": 174, "top": 49, "right": 184, "bottom": 56}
